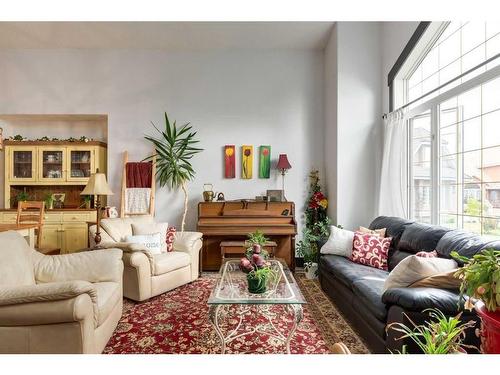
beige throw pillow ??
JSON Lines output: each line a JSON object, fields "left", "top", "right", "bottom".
{"left": 383, "top": 255, "right": 458, "bottom": 292}
{"left": 132, "top": 222, "right": 168, "bottom": 252}
{"left": 320, "top": 226, "right": 355, "bottom": 257}
{"left": 409, "top": 269, "right": 461, "bottom": 290}
{"left": 358, "top": 226, "right": 386, "bottom": 238}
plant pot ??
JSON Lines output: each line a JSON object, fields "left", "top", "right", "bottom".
{"left": 305, "top": 262, "right": 318, "bottom": 279}
{"left": 475, "top": 302, "right": 500, "bottom": 354}
{"left": 247, "top": 274, "right": 267, "bottom": 294}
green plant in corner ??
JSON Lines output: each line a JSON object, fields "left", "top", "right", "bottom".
{"left": 452, "top": 249, "right": 500, "bottom": 312}
{"left": 386, "top": 308, "right": 477, "bottom": 354}
{"left": 144, "top": 112, "right": 203, "bottom": 232}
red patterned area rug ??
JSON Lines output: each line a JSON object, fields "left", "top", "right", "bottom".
{"left": 104, "top": 273, "right": 369, "bottom": 354}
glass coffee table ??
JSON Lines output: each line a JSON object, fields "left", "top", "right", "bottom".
{"left": 207, "top": 259, "right": 306, "bottom": 354}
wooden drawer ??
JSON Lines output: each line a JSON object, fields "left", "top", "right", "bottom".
{"left": 2, "top": 213, "right": 18, "bottom": 223}
{"left": 62, "top": 212, "right": 92, "bottom": 223}
{"left": 43, "top": 213, "right": 63, "bottom": 223}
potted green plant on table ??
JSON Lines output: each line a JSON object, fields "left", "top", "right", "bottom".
{"left": 14, "top": 191, "right": 30, "bottom": 207}
{"left": 144, "top": 112, "right": 203, "bottom": 232}
{"left": 386, "top": 308, "right": 477, "bottom": 354}
{"left": 239, "top": 230, "right": 276, "bottom": 294}
{"left": 452, "top": 249, "right": 500, "bottom": 354}
{"left": 44, "top": 194, "right": 54, "bottom": 210}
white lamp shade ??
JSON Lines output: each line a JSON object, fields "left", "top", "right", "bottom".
{"left": 80, "top": 173, "right": 114, "bottom": 196}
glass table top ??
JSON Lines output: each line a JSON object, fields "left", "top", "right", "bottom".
{"left": 207, "top": 259, "right": 306, "bottom": 305}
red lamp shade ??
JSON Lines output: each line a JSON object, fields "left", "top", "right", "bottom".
{"left": 276, "top": 154, "right": 292, "bottom": 171}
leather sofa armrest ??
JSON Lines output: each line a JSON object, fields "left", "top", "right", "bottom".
{"left": 382, "top": 287, "right": 465, "bottom": 315}
{"left": 173, "top": 231, "right": 203, "bottom": 254}
{"left": 0, "top": 293, "right": 95, "bottom": 327}
{"left": 0, "top": 282, "right": 98, "bottom": 326}
{"left": 34, "top": 249, "right": 123, "bottom": 284}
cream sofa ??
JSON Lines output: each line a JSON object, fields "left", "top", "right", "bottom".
{"left": 89, "top": 216, "right": 202, "bottom": 302}
{"left": 0, "top": 231, "right": 123, "bottom": 354}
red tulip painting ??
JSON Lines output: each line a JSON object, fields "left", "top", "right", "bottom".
{"left": 241, "top": 145, "right": 253, "bottom": 179}
{"left": 259, "top": 146, "right": 271, "bottom": 178}
{"left": 224, "top": 145, "right": 235, "bottom": 178}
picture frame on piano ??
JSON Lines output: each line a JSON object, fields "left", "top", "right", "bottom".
{"left": 266, "top": 189, "right": 284, "bottom": 202}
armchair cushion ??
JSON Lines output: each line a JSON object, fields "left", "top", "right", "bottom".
{"left": 382, "top": 287, "right": 465, "bottom": 315}
{"left": 100, "top": 216, "right": 154, "bottom": 242}
{"left": 153, "top": 252, "right": 191, "bottom": 276}
{"left": 34, "top": 249, "right": 123, "bottom": 284}
{"left": 173, "top": 231, "right": 203, "bottom": 254}
{"left": 0, "top": 231, "right": 36, "bottom": 287}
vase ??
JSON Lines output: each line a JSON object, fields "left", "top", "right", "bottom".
{"left": 475, "top": 302, "right": 500, "bottom": 354}
{"left": 247, "top": 274, "right": 267, "bottom": 294}
{"left": 305, "top": 262, "right": 318, "bottom": 279}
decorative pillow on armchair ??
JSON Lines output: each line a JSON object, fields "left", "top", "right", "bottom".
{"left": 132, "top": 222, "right": 168, "bottom": 252}
{"left": 125, "top": 233, "right": 163, "bottom": 255}
{"left": 350, "top": 231, "right": 391, "bottom": 270}
{"left": 166, "top": 226, "right": 176, "bottom": 252}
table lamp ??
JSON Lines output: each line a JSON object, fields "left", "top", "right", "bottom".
{"left": 81, "top": 171, "right": 113, "bottom": 248}
{"left": 276, "top": 154, "right": 292, "bottom": 202}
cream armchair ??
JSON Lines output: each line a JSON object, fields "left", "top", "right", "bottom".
{"left": 89, "top": 216, "right": 202, "bottom": 302}
{"left": 0, "top": 231, "right": 123, "bottom": 354}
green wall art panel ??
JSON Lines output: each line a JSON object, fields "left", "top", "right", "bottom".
{"left": 259, "top": 145, "right": 271, "bottom": 178}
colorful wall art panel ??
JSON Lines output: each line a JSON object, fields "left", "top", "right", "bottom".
{"left": 241, "top": 145, "right": 253, "bottom": 179}
{"left": 259, "top": 145, "right": 271, "bottom": 178}
{"left": 224, "top": 145, "right": 236, "bottom": 178}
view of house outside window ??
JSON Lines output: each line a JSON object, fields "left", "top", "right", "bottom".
{"left": 407, "top": 22, "right": 500, "bottom": 239}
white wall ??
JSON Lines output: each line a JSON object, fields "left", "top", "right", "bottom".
{"left": 0, "top": 49, "right": 325, "bottom": 235}
{"left": 324, "top": 22, "right": 383, "bottom": 230}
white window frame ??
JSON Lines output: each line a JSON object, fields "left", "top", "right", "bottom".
{"left": 404, "top": 63, "right": 500, "bottom": 226}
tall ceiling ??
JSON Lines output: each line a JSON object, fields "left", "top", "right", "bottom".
{"left": 0, "top": 22, "right": 334, "bottom": 50}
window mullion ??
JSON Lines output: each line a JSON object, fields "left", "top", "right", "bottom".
{"left": 431, "top": 104, "right": 440, "bottom": 225}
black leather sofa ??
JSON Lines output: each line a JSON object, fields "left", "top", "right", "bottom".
{"left": 318, "top": 216, "right": 500, "bottom": 353}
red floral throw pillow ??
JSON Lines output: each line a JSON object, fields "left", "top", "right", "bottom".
{"left": 416, "top": 250, "right": 438, "bottom": 258}
{"left": 166, "top": 226, "right": 176, "bottom": 252}
{"left": 350, "top": 231, "right": 391, "bottom": 271}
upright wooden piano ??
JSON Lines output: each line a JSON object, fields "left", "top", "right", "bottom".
{"left": 197, "top": 200, "right": 297, "bottom": 271}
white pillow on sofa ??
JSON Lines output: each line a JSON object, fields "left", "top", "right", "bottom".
{"left": 132, "top": 222, "right": 168, "bottom": 252}
{"left": 320, "top": 226, "right": 355, "bottom": 257}
{"left": 383, "top": 255, "right": 458, "bottom": 292}
{"left": 125, "top": 233, "right": 163, "bottom": 255}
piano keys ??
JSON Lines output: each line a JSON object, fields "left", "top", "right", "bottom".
{"left": 197, "top": 201, "right": 297, "bottom": 271}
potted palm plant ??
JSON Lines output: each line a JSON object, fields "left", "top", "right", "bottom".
{"left": 452, "top": 249, "right": 500, "bottom": 354}
{"left": 144, "top": 113, "right": 203, "bottom": 232}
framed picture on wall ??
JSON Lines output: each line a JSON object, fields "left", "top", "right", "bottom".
{"left": 266, "top": 189, "right": 283, "bottom": 202}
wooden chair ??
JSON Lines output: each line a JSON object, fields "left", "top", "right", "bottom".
{"left": 332, "top": 342, "right": 351, "bottom": 354}
{"left": 17, "top": 201, "right": 59, "bottom": 255}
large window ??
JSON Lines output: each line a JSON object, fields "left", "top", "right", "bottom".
{"left": 402, "top": 22, "right": 500, "bottom": 239}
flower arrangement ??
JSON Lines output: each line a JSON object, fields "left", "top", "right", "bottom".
{"left": 239, "top": 230, "right": 275, "bottom": 294}
{"left": 296, "top": 170, "right": 334, "bottom": 277}
{"left": 452, "top": 249, "right": 500, "bottom": 312}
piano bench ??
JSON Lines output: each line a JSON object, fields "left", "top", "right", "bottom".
{"left": 220, "top": 241, "right": 277, "bottom": 260}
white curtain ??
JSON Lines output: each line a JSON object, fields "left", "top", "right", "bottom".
{"left": 378, "top": 109, "right": 409, "bottom": 218}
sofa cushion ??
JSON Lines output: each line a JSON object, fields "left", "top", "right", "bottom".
{"left": 319, "top": 255, "right": 389, "bottom": 289}
{"left": 153, "top": 251, "right": 191, "bottom": 276}
{"left": 100, "top": 216, "right": 154, "bottom": 242}
{"left": 397, "top": 223, "right": 450, "bottom": 254}
{"left": 435, "top": 230, "right": 495, "bottom": 263}
{"left": 381, "top": 287, "right": 464, "bottom": 315}
{"left": 352, "top": 277, "right": 388, "bottom": 321}
{"left": 0, "top": 231, "right": 36, "bottom": 287}
{"left": 368, "top": 216, "right": 414, "bottom": 249}
{"left": 93, "top": 281, "right": 121, "bottom": 326}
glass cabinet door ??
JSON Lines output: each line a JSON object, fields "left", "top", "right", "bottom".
{"left": 11, "top": 148, "right": 36, "bottom": 181}
{"left": 39, "top": 148, "right": 66, "bottom": 181}
{"left": 67, "top": 148, "right": 94, "bottom": 182}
